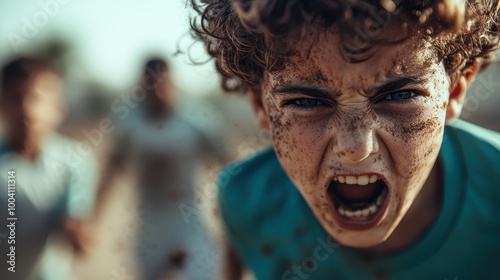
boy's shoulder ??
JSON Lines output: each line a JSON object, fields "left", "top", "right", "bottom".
{"left": 217, "top": 148, "right": 322, "bottom": 239}
{"left": 442, "top": 119, "right": 500, "bottom": 207}
{"left": 217, "top": 148, "right": 334, "bottom": 278}
{"left": 0, "top": 133, "right": 72, "bottom": 159}
{"left": 446, "top": 119, "right": 499, "bottom": 148}
{"left": 444, "top": 119, "right": 500, "bottom": 170}
{"left": 40, "top": 133, "right": 87, "bottom": 164}
{"left": 220, "top": 147, "right": 283, "bottom": 186}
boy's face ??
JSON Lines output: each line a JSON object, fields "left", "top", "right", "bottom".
{"left": 154, "top": 73, "right": 175, "bottom": 106}
{"left": 253, "top": 29, "right": 463, "bottom": 247}
{"left": 147, "top": 72, "right": 175, "bottom": 110}
{"left": 1, "top": 71, "right": 64, "bottom": 143}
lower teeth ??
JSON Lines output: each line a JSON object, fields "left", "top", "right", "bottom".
{"left": 337, "top": 190, "right": 386, "bottom": 218}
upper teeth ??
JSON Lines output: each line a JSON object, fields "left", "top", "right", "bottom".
{"left": 333, "top": 175, "right": 379, "bottom": 185}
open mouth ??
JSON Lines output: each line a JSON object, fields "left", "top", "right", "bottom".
{"left": 327, "top": 174, "right": 389, "bottom": 230}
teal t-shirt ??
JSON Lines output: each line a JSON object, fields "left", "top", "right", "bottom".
{"left": 218, "top": 120, "right": 500, "bottom": 280}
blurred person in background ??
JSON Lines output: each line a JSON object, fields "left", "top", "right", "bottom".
{"left": 94, "top": 57, "right": 224, "bottom": 280}
{"left": 0, "top": 56, "right": 98, "bottom": 280}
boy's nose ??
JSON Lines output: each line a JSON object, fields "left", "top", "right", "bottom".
{"left": 333, "top": 125, "right": 379, "bottom": 163}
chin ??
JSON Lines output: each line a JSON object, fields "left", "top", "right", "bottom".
{"left": 325, "top": 222, "right": 394, "bottom": 248}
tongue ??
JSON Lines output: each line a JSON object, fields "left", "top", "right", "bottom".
{"left": 332, "top": 182, "right": 382, "bottom": 204}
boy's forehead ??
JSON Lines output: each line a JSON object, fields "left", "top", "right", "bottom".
{"left": 264, "top": 32, "right": 444, "bottom": 93}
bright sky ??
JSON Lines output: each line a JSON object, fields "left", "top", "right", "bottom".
{"left": 0, "top": 0, "right": 219, "bottom": 94}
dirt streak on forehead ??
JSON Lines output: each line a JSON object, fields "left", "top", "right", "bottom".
{"left": 264, "top": 35, "right": 445, "bottom": 95}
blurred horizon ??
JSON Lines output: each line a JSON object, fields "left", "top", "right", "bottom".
{"left": 0, "top": 0, "right": 218, "bottom": 94}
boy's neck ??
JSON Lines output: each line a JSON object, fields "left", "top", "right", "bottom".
{"left": 359, "top": 158, "right": 444, "bottom": 256}
{"left": 147, "top": 105, "right": 173, "bottom": 120}
{"left": 8, "top": 135, "right": 43, "bottom": 161}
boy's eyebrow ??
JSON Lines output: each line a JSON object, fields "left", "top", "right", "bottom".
{"left": 273, "top": 77, "right": 425, "bottom": 98}
{"left": 273, "top": 85, "right": 338, "bottom": 99}
{"left": 374, "top": 77, "right": 423, "bottom": 95}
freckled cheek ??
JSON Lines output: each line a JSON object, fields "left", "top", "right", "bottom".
{"left": 269, "top": 109, "right": 325, "bottom": 158}
{"left": 397, "top": 137, "right": 441, "bottom": 183}
{"left": 268, "top": 112, "right": 327, "bottom": 193}
{"left": 382, "top": 113, "right": 444, "bottom": 182}
{"left": 271, "top": 127, "right": 319, "bottom": 183}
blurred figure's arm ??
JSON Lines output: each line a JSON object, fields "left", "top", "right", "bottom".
{"left": 62, "top": 133, "right": 132, "bottom": 255}
{"left": 225, "top": 240, "right": 244, "bottom": 280}
{"left": 217, "top": 163, "right": 247, "bottom": 280}
{"left": 62, "top": 146, "right": 100, "bottom": 255}
{"left": 198, "top": 126, "right": 230, "bottom": 164}
{"left": 92, "top": 134, "right": 131, "bottom": 219}
{"left": 61, "top": 218, "right": 92, "bottom": 255}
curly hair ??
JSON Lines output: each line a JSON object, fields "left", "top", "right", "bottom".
{"left": 190, "top": 0, "right": 500, "bottom": 92}
{"left": 1, "top": 56, "right": 59, "bottom": 98}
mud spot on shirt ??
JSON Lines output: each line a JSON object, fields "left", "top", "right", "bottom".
{"left": 168, "top": 250, "right": 187, "bottom": 269}
{"left": 260, "top": 243, "right": 273, "bottom": 256}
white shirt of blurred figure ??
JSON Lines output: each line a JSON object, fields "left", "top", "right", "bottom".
{"left": 112, "top": 108, "right": 220, "bottom": 280}
{"left": 0, "top": 133, "right": 98, "bottom": 280}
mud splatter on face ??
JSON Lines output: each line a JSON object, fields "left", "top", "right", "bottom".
{"left": 259, "top": 26, "right": 452, "bottom": 248}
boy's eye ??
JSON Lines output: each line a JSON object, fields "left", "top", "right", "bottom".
{"left": 383, "top": 91, "right": 417, "bottom": 101}
{"left": 292, "top": 98, "right": 325, "bottom": 107}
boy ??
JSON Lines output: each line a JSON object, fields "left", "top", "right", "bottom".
{"left": 191, "top": 0, "right": 500, "bottom": 279}
{"left": 0, "top": 57, "right": 98, "bottom": 280}
{"left": 95, "top": 58, "right": 223, "bottom": 280}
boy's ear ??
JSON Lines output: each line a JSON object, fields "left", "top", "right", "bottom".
{"left": 446, "top": 61, "right": 480, "bottom": 122}
{"left": 248, "top": 90, "right": 271, "bottom": 130}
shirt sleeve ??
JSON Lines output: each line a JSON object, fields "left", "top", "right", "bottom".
{"left": 65, "top": 148, "right": 99, "bottom": 220}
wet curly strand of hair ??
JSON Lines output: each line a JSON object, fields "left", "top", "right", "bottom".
{"left": 190, "top": 0, "right": 500, "bottom": 92}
